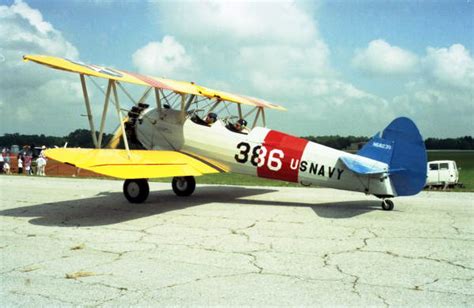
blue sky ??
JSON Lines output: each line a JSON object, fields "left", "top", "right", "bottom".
{"left": 0, "top": 0, "right": 473, "bottom": 137}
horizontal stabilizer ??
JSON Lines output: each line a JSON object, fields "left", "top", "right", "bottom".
{"left": 339, "top": 155, "right": 388, "bottom": 175}
{"left": 44, "top": 148, "right": 221, "bottom": 179}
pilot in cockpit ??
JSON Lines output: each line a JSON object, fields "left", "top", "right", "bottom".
{"left": 205, "top": 113, "right": 217, "bottom": 126}
{"left": 228, "top": 119, "right": 249, "bottom": 134}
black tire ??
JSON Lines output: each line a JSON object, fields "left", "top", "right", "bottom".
{"left": 123, "top": 179, "right": 149, "bottom": 203}
{"left": 381, "top": 199, "right": 394, "bottom": 211}
{"left": 172, "top": 176, "right": 196, "bottom": 197}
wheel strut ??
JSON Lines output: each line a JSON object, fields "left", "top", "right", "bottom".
{"left": 381, "top": 199, "right": 394, "bottom": 211}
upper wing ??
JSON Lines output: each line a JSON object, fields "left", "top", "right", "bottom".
{"left": 23, "top": 54, "right": 286, "bottom": 111}
{"left": 45, "top": 148, "right": 223, "bottom": 179}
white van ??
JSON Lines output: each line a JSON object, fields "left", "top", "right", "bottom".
{"left": 426, "top": 160, "right": 460, "bottom": 188}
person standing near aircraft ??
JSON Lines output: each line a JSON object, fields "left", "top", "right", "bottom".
{"left": 24, "top": 153, "right": 32, "bottom": 175}
{"left": 3, "top": 148, "right": 10, "bottom": 166}
{"left": 36, "top": 145, "right": 47, "bottom": 176}
{"left": 17, "top": 153, "right": 23, "bottom": 174}
{"left": 0, "top": 152, "right": 4, "bottom": 174}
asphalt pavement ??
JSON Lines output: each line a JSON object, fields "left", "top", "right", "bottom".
{"left": 0, "top": 175, "right": 473, "bottom": 306}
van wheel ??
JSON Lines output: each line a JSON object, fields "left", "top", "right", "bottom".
{"left": 381, "top": 199, "right": 394, "bottom": 211}
{"left": 123, "top": 179, "right": 149, "bottom": 203}
{"left": 172, "top": 176, "right": 196, "bottom": 196}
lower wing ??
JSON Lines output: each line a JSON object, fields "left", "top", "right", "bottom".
{"left": 45, "top": 148, "right": 223, "bottom": 179}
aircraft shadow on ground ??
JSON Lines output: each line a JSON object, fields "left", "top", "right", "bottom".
{"left": 0, "top": 186, "right": 383, "bottom": 227}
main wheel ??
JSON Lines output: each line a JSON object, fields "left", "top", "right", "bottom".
{"left": 381, "top": 199, "right": 394, "bottom": 211}
{"left": 172, "top": 176, "right": 196, "bottom": 197}
{"left": 123, "top": 179, "right": 149, "bottom": 203}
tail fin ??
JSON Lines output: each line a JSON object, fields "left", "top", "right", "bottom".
{"left": 357, "top": 117, "right": 427, "bottom": 196}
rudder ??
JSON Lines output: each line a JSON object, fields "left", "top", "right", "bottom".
{"left": 357, "top": 117, "right": 427, "bottom": 196}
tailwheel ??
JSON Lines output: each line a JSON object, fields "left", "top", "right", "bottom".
{"left": 172, "top": 176, "right": 196, "bottom": 197}
{"left": 381, "top": 199, "right": 394, "bottom": 211}
{"left": 123, "top": 179, "right": 149, "bottom": 203}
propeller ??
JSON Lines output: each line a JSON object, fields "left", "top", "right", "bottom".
{"left": 106, "top": 126, "right": 123, "bottom": 149}
{"left": 106, "top": 116, "right": 129, "bottom": 149}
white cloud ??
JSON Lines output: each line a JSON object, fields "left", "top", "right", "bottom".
{"left": 385, "top": 43, "right": 474, "bottom": 137}
{"left": 238, "top": 41, "right": 333, "bottom": 77}
{"left": 139, "top": 1, "right": 400, "bottom": 136}
{"left": 0, "top": 0, "right": 83, "bottom": 135}
{"left": 392, "top": 86, "right": 474, "bottom": 138}
{"left": 134, "top": 2, "right": 472, "bottom": 137}
{"left": 9, "top": 0, "right": 53, "bottom": 34}
{"left": 352, "top": 39, "right": 419, "bottom": 75}
{"left": 422, "top": 44, "right": 474, "bottom": 89}
{"left": 132, "top": 35, "right": 192, "bottom": 77}
{"left": 155, "top": 0, "right": 318, "bottom": 46}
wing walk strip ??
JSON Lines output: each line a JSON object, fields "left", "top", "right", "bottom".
{"left": 124, "top": 71, "right": 176, "bottom": 92}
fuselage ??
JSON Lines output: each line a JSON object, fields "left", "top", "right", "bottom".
{"left": 135, "top": 108, "right": 396, "bottom": 197}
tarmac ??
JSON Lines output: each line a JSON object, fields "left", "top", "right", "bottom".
{"left": 0, "top": 175, "right": 473, "bottom": 306}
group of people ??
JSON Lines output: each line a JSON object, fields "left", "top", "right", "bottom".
{"left": 204, "top": 113, "right": 249, "bottom": 134}
{"left": 0, "top": 146, "right": 47, "bottom": 176}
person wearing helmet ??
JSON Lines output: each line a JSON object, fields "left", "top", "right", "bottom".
{"left": 229, "top": 118, "right": 249, "bottom": 134}
{"left": 205, "top": 112, "right": 217, "bottom": 125}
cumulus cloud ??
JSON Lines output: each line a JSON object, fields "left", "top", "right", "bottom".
{"left": 388, "top": 44, "right": 474, "bottom": 137}
{"left": 146, "top": 0, "right": 332, "bottom": 83}
{"left": 238, "top": 41, "right": 333, "bottom": 78}
{"left": 422, "top": 44, "right": 474, "bottom": 89}
{"left": 137, "top": 5, "right": 474, "bottom": 137}
{"left": 0, "top": 0, "right": 83, "bottom": 135}
{"left": 155, "top": 0, "right": 318, "bottom": 46}
{"left": 139, "top": 0, "right": 394, "bottom": 135}
{"left": 352, "top": 39, "right": 419, "bottom": 75}
{"left": 132, "top": 35, "right": 192, "bottom": 77}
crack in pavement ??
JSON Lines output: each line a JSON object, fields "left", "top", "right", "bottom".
{"left": 412, "top": 277, "right": 440, "bottom": 291}
{"left": 379, "top": 250, "right": 474, "bottom": 271}
{"left": 335, "top": 265, "right": 361, "bottom": 297}
{"left": 9, "top": 289, "right": 77, "bottom": 305}
{"left": 445, "top": 212, "right": 461, "bottom": 235}
{"left": 376, "top": 294, "right": 390, "bottom": 307}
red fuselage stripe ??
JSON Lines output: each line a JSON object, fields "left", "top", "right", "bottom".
{"left": 257, "top": 130, "right": 309, "bottom": 183}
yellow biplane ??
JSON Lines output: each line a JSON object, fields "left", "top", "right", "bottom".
{"left": 24, "top": 55, "right": 427, "bottom": 211}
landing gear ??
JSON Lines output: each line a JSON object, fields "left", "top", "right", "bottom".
{"left": 123, "top": 179, "right": 149, "bottom": 203}
{"left": 381, "top": 199, "right": 394, "bottom": 211}
{"left": 172, "top": 176, "right": 196, "bottom": 197}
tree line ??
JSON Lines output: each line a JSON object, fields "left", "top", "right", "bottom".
{"left": 0, "top": 130, "right": 113, "bottom": 149}
{"left": 303, "top": 135, "right": 474, "bottom": 150}
{"left": 0, "top": 130, "right": 472, "bottom": 150}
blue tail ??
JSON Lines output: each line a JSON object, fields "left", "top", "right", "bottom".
{"left": 357, "top": 117, "right": 427, "bottom": 196}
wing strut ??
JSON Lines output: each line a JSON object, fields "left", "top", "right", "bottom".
{"left": 237, "top": 104, "right": 243, "bottom": 119}
{"left": 79, "top": 74, "right": 99, "bottom": 148}
{"left": 154, "top": 88, "right": 163, "bottom": 119}
{"left": 97, "top": 80, "right": 112, "bottom": 148}
{"left": 111, "top": 81, "right": 131, "bottom": 158}
{"left": 252, "top": 107, "right": 262, "bottom": 129}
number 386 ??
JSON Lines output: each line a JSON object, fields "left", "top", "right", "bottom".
{"left": 234, "top": 142, "right": 283, "bottom": 171}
